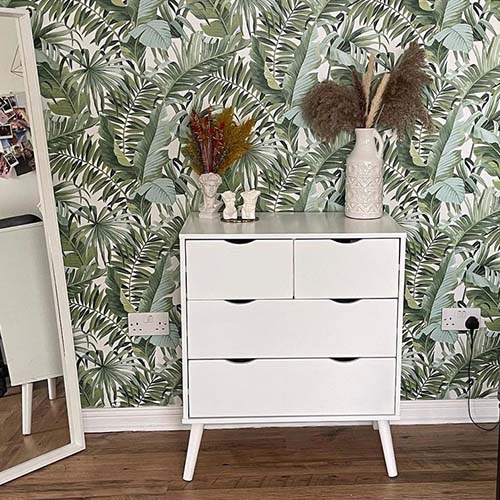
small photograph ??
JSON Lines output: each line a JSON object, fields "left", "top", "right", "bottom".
{"left": 0, "top": 97, "right": 14, "bottom": 115}
{"left": 9, "top": 115, "right": 30, "bottom": 133}
{"left": 7, "top": 95, "right": 18, "bottom": 109}
{"left": 13, "top": 107, "right": 29, "bottom": 128}
{"left": 0, "top": 139, "right": 10, "bottom": 152}
{"left": 0, "top": 153, "right": 13, "bottom": 178}
{"left": 4, "top": 152, "right": 18, "bottom": 168}
{"left": 0, "top": 124, "right": 13, "bottom": 139}
{"left": 0, "top": 110, "right": 9, "bottom": 125}
{"left": 12, "top": 127, "right": 26, "bottom": 144}
{"left": 13, "top": 141, "right": 36, "bottom": 176}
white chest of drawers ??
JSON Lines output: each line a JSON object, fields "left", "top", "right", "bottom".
{"left": 180, "top": 212, "right": 406, "bottom": 481}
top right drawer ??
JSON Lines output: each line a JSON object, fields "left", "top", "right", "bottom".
{"left": 294, "top": 239, "right": 401, "bottom": 299}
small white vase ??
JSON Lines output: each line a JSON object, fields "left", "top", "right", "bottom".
{"left": 199, "top": 173, "right": 222, "bottom": 219}
{"left": 345, "top": 128, "right": 384, "bottom": 220}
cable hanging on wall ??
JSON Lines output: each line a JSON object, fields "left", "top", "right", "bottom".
{"left": 465, "top": 316, "right": 500, "bottom": 432}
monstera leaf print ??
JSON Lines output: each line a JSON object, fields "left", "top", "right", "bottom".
{"left": 14, "top": 0, "right": 499, "bottom": 406}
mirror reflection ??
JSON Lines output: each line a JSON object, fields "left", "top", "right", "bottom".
{"left": 0, "top": 14, "right": 70, "bottom": 473}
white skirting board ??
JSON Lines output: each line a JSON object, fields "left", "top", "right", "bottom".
{"left": 83, "top": 399, "right": 499, "bottom": 433}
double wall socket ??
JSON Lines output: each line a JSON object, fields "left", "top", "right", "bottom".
{"left": 441, "top": 308, "right": 481, "bottom": 331}
{"left": 128, "top": 312, "right": 169, "bottom": 336}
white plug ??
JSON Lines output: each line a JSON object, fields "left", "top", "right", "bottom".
{"left": 441, "top": 308, "right": 482, "bottom": 331}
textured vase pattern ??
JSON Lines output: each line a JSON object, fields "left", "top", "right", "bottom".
{"left": 345, "top": 160, "right": 383, "bottom": 219}
{"left": 345, "top": 129, "right": 384, "bottom": 220}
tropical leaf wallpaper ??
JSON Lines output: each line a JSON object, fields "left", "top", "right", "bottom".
{"left": 5, "top": 0, "right": 499, "bottom": 407}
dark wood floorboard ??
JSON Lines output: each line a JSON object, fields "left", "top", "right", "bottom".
{"left": 0, "top": 424, "right": 496, "bottom": 499}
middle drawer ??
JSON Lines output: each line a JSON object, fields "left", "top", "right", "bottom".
{"left": 187, "top": 299, "right": 398, "bottom": 359}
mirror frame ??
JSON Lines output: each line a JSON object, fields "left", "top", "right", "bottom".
{"left": 0, "top": 7, "right": 85, "bottom": 485}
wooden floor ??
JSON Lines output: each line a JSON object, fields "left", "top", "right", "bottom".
{"left": 0, "top": 424, "right": 497, "bottom": 499}
{"left": 0, "top": 380, "right": 69, "bottom": 471}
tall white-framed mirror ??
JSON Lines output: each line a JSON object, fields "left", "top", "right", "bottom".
{"left": 0, "top": 7, "right": 85, "bottom": 485}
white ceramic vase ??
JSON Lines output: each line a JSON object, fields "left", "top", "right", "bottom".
{"left": 345, "top": 128, "right": 384, "bottom": 220}
{"left": 199, "top": 173, "right": 222, "bottom": 219}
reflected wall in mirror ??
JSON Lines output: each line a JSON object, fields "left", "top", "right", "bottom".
{"left": 0, "top": 216, "right": 69, "bottom": 470}
{"left": 0, "top": 8, "right": 84, "bottom": 485}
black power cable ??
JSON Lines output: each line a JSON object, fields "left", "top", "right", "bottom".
{"left": 465, "top": 315, "right": 499, "bottom": 432}
{"left": 0, "top": 348, "right": 8, "bottom": 398}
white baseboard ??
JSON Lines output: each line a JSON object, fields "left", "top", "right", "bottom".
{"left": 398, "top": 399, "right": 498, "bottom": 425}
{"left": 82, "top": 399, "right": 499, "bottom": 433}
{"left": 83, "top": 406, "right": 185, "bottom": 433}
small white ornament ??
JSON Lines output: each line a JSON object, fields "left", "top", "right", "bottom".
{"left": 221, "top": 191, "right": 237, "bottom": 220}
{"left": 199, "top": 173, "right": 222, "bottom": 219}
{"left": 241, "top": 190, "right": 260, "bottom": 220}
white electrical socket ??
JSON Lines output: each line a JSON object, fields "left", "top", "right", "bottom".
{"left": 441, "top": 308, "right": 481, "bottom": 331}
{"left": 128, "top": 312, "right": 169, "bottom": 336}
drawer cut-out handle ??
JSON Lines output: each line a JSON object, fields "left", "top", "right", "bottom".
{"left": 330, "top": 357, "right": 359, "bottom": 363}
{"left": 225, "top": 299, "right": 256, "bottom": 304}
{"left": 225, "top": 239, "right": 255, "bottom": 245}
{"left": 226, "top": 358, "right": 255, "bottom": 364}
{"left": 329, "top": 298, "right": 361, "bottom": 304}
{"left": 331, "top": 238, "right": 362, "bottom": 244}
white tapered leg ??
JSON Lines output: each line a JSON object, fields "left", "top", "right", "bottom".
{"left": 22, "top": 383, "right": 33, "bottom": 435}
{"left": 372, "top": 421, "right": 378, "bottom": 430}
{"left": 48, "top": 378, "right": 57, "bottom": 400}
{"left": 378, "top": 420, "right": 398, "bottom": 477}
{"left": 183, "top": 424, "right": 204, "bottom": 481}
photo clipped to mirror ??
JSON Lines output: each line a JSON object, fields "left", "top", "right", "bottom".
{"left": 0, "top": 93, "right": 35, "bottom": 179}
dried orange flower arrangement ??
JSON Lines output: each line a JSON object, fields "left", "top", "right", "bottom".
{"left": 184, "top": 107, "right": 254, "bottom": 175}
{"left": 302, "top": 42, "right": 431, "bottom": 141}
{"left": 184, "top": 107, "right": 255, "bottom": 219}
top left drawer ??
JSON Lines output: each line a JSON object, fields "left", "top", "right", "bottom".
{"left": 185, "top": 239, "right": 293, "bottom": 299}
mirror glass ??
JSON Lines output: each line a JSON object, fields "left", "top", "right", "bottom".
{"left": 0, "top": 14, "right": 70, "bottom": 473}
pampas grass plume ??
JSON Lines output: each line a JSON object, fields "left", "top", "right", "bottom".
{"left": 301, "top": 42, "right": 431, "bottom": 141}
{"left": 366, "top": 74, "right": 390, "bottom": 128}
{"left": 363, "top": 53, "right": 375, "bottom": 113}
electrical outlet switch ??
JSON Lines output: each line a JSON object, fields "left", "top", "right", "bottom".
{"left": 128, "top": 312, "right": 169, "bottom": 336}
{"left": 441, "top": 308, "right": 481, "bottom": 331}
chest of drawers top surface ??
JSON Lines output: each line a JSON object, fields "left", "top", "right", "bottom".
{"left": 180, "top": 212, "right": 406, "bottom": 239}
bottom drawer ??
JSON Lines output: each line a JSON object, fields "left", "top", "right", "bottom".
{"left": 188, "top": 358, "right": 396, "bottom": 418}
